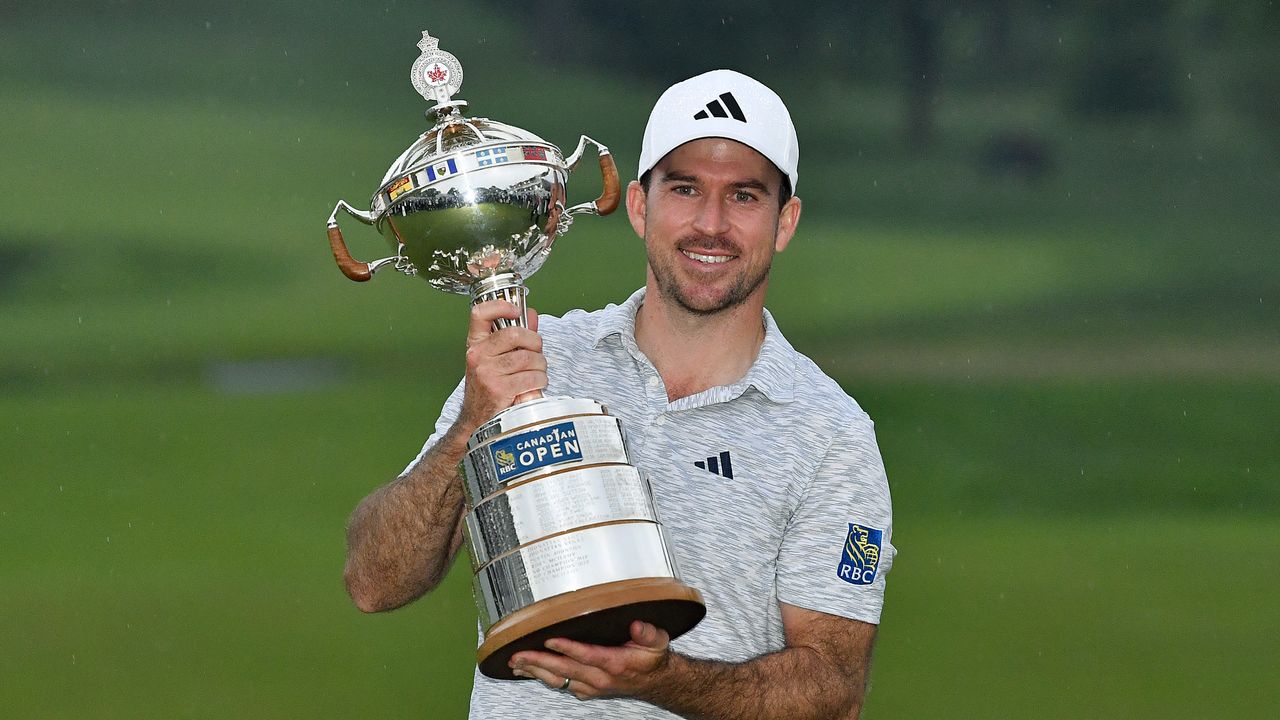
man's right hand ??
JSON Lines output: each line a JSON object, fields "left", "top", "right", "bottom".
{"left": 456, "top": 299, "right": 547, "bottom": 434}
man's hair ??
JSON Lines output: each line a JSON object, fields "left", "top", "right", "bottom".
{"left": 638, "top": 167, "right": 793, "bottom": 210}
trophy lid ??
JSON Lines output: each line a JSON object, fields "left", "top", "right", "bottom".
{"left": 378, "top": 32, "right": 556, "bottom": 190}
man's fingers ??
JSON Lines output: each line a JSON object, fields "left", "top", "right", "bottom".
{"left": 511, "top": 661, "right": 560, "bottom": 690}
{"left": 543, "top": 637, "right": 615, "bottom": 669}
{"left": 466, "top": 369, "right": 547, "bottom": 415}
{"left": 511, "top": 651, "right": 607, "bottom": 694}
{"left": 468, "top": 325, "right": 543, "bottom": 359}
{"left": 627, "top": 620, "right": 668, "bottom": 650}
{"left": 505, "top": 369, "right": 548, "bottom": 397}
{"left": 466, "top": 300, "right": 530, "bottom": 347}
{"left": 491, "top": 348, "right": 548, "bottom": 376}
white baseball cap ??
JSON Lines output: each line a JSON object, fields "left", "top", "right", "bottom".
{"left": 638, "top": 69, "right": 799, "bottom": 192}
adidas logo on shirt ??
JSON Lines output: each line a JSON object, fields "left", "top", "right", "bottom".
{"left": 694, "top": 450, "right": 735, "bottom": 479}
{"left": 693, "top": 92, "right": 747, "bottom": 122}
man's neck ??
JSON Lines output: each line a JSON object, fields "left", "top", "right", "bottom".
{"left": 634, "top": 282, "right": 767, "bottom": 403}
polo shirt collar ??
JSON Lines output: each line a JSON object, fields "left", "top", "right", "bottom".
{"left": 591, "top": 288, "right": 795, "bottom": 404}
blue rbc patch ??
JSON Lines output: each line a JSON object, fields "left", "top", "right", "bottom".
{"left": 489, "top": 421, "right": 582, "bottom": 482}
{"left": 837, "top": 523, "right": 884, "bottom": 586}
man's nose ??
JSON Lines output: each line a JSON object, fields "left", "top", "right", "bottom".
{"left": 691, "top": 195, "right": 731, "bottom": 237}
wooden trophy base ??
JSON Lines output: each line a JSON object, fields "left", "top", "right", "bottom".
{"left": 476, "top": 576, "right": 706, "bottom": 680}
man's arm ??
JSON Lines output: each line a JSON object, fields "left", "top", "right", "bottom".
{"left": 342, "top": 422, "right": 472, "bottom": 612}
{"left": 343, "top": 300, "right": 547, "bottom": 612}
{"left": 511, "top": 603, "right": 877, "bottom": 720}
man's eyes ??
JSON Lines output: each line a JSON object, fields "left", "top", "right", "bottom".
{"left": 667, "top": 186, "right": 758, "bottom": 202}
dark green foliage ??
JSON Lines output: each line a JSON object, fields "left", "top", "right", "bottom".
{"left": 1067, "top": 2, "right": 1185, "bottom": 116}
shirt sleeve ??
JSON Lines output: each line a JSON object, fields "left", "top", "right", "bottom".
{"left": 397, "top": 378, "right": 467, "bottom": 478}
{"left": 775, "top": 413, "right": 895, "bottom": 625}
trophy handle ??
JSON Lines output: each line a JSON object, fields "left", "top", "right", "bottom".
{"left": 327, "top": 200, "right": 398, "bottom": 282}
{"left": 563, "top": 136, "right": 621, "bottom": 217}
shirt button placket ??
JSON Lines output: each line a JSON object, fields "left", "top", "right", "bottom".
{"left": 645, "top": 371, "right": 667, "bottom": 428}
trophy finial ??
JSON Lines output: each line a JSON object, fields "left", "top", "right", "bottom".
{"left": 411, "top": 30, "right": 464, "bottom": 108}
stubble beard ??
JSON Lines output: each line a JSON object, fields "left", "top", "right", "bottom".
{"left": 647, "top": 235, "right": 774, "bottom": 317}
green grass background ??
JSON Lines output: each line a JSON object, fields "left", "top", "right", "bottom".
{"left": 2, "top": 4, "right": 1277, "bottom": 718}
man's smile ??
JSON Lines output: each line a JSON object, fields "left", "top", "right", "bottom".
{"left": 680, "top": 249, "right": 736, "bottom": 265}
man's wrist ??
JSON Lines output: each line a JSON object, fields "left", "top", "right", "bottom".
{"left": 634, "top": 649, "right": 691, "bottom": 708}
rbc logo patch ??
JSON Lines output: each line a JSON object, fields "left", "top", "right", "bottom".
{"left": 493, "top": 448, "right": 517, "bottom": 474}
{"left": 837, "top": 523, "right": 883, "bottom": 586}
{"left": 489, "top": 421, "right": 582, "bottom": 482}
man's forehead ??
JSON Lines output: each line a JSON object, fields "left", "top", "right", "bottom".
{"left": 654, "top": 137, "right": 782, "bottom": 186}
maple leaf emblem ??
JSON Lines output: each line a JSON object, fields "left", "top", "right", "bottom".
{"left": 426, "top": 64, "right": 448, "bottom": 84}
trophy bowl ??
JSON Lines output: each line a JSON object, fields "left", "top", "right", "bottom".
{"left": 328, "top": 112, "right": 619, "bottom": 295}
{"left": 327, "top": 31, "right": 705, "bottom": 680}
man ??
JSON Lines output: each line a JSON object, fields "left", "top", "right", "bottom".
{"left": 344, "top": 69, "right": 895, "bottom": 719}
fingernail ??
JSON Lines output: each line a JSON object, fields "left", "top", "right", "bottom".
{"left": 544, "top": 639, "right": 560, "bottom": 652}
{"left": 512, "top": 668, "right": 530, "bottom": 679}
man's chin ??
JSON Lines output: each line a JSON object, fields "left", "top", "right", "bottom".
{"left": 670, "top": 288, "right": 741, "bottom": 316}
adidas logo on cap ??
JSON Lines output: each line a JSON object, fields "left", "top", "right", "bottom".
{"left": 693, "top": 92, "right": 747, "bottom": 122}
{"left": 638, "top": 69, "right": 799, "bottom": 192}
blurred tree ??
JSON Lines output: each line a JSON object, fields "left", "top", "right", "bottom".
{"left": 900, "top": 0, "right": 942, "bottom": 147}
{"left": 1214, "top": 2, "right": 1280, "bottom": 146}
{"left": 1068, "top": 1, "right": 1186, "bottom": 116}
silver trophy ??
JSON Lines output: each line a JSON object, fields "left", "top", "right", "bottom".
{"left": 327, "top": 31, "right": 704, "bottom": 680}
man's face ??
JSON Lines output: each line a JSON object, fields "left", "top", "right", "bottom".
{"left": 627, "top": 138, "right": 801, "bottom": 316}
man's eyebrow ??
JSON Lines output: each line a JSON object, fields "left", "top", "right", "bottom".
{"left": 731, "top": 178, "right": 772, "bottom": 195}
{"left": 658, "top": 171, "right": 699, "bottom": 185}
{"left": 658, "top": 172, "right": 773, "bottom": 195}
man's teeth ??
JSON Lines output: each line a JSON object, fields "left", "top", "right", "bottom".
{"left": 682, "top": 250, "right": 731, "bottom": 264}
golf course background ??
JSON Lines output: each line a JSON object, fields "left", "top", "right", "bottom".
{"left": 2, "top": 3, "right": 1276, "bottom": 718}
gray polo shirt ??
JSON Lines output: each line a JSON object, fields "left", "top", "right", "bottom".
{"left": 406, "top": 288, "right": 894, "bottom": 719}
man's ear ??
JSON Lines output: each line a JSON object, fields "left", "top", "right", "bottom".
{"left": 625, "top": 180, "right": 647, "bottom": 239}
{"left": 774, "top": 196, "right": 802, "bottom": 252}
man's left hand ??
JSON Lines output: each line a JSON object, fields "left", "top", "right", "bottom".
{"left": 509, "top": 620, "right": 672, "bottom": 701}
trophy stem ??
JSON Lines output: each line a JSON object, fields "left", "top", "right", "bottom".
{"left": 471, "top": 273, "right": 543, "bottom": 403}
